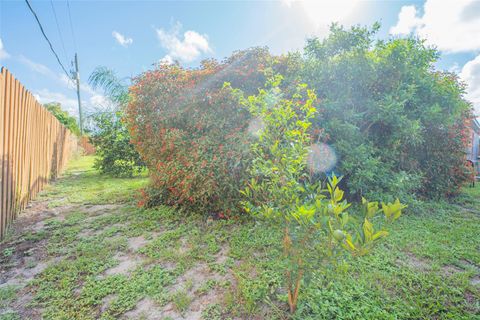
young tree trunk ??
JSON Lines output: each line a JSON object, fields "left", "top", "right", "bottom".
{"left": 287, "top": 258, "right": 303, "bottom": 313}
{"left": 284, "top": 226, "right": 304, "bottom": 314}
{"left": 284, "top": 227, "right": 294, "bottom": 313}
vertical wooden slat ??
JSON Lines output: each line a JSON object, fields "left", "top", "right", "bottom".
{"left": 5, "top": 71, "right": 13, "bottom": 229}
{"left": 24, "top": 92, "right": 33, "bottom": 205}
{"left": 0, "top": 68, "right": 6, "bottom": 239}
{"left": 0, "top": 68, "right": 78, "bottom": 238}
{"left": 10, "top": 77, "right": 17, "bottom": 218}
{"left": 20, "top": 86, "right": 28, "bottom": 209}
{"left": 12, "top": 78, "right": 21, "bottom": 217}
{"left": 8, "top": 73, "right": 16, "bottom": 225}
{"left": 28, "top": 94, "right": 35, "bottom": 203}
{"left": 37, "top": 103, "right": 42, "bottom": 195}
{"left": 19, "top": 88, "right": 28, "bottom": 209}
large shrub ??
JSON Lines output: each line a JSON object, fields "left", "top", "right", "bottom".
{"left": 89, "top": 110, "right": 145, "bottom": 177}
{"left": 127, "top": 25, "right": 473, "bottom": 214}
{"left": 127, "top": 48, "right": 273, "bottom": 215}
{"left": 295, "top": 24, "right": 473, "bottom": 200}
{"left": 88, "top": 67, "right": 145, "bottom": 177}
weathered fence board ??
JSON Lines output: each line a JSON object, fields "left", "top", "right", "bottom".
{"left": 0, "top": 67, "right": 77, "bottom": 239}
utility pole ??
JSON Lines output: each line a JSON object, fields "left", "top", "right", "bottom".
{"left": 74, "top": 53, "right": 83, "bottom": 135}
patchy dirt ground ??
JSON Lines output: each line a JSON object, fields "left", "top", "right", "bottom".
{"left": 1, "top": 202, "right": 63, "bottom": 319}
{"left": 0, "top": 202, "right": 115, "bottom": 318}
{"left": 1, "top": 201, "right": 66, "bottom": 285}
{"left": 1, "top": 156, "right": 479, "bottom": 320}
{"left": 0, "top": 157, "right": 240, "bottom": 320}
{"left": 0, "top": 199, "right": 237, "bottom": 320}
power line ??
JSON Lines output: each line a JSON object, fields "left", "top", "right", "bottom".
{"left": 66, "top": 0, "right": 77, "bottom": 52}
{"left": 65, "top": 0, "right": 83, "bottom": 133}
{"left": 24, "top": 0, "right": 71, "bottom": 79}
{"left": 65, "top": 0, "right": 83, "bottom": 134}
{"left": 50, "top": 0, "right": 69, "bottom": 64}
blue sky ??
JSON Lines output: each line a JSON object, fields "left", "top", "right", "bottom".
{"left": 1, "top": 0, "right": 479, "bottom": 117}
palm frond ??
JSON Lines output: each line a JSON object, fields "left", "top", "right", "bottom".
{"left": 88, "top": 66, "right": 129, "bottom": 105}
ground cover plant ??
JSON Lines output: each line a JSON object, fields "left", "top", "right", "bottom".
{"left": 0, "top": 156, "right": 479, "bottom": 319}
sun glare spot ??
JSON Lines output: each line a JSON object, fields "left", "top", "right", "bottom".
{"left": 265, "top": 87, "right": 282, "bottom": 108}
{"left": 300, "top": 0, "right": 359, "bottom": 29}
{"left": 307, "top": 143, "right": 337, "bottom": 173}
{"left": 248, "top": 117, "right": 265, "bottom": 137}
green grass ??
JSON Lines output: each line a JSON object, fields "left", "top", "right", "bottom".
{"left": 1, "top": 155, "right": 479, "bottom": 319}
{"left": 0, "top": 285, "right": 19, "bottom": 308}
{"left": 171, "top": 289, "right": 192, "bottom": 314}
{"left": 37, "top": 155, "right": 149, "bottom": 207}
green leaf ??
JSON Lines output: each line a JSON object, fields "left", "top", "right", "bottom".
{"left": 372, "top": 230, "right": 389, "bottom": 241}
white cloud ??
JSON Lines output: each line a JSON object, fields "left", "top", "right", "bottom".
{"left": 389, "top": 5, "right": 422, "bottom": 35}
{"left": 281, "top": 0, "right": 295, "bottom": 7}
{"left": 280, "top": 0, "right": 360, "bottom": 33}
{"left": 158, "top": 55, "right": 174, "bottom": 65}
{"left": 448, "top": 62, "right": 461, "bottom": 74}
{"left": 59, "top": 73, "right": 77, "bottom": 89}
{"left": 460, "top": 54, "right": 480, "bottom": 117}
{"left": 33, "top": 89, "right": 79, "bottom": 115}
{"left": 156, "top": 22, "right": 211, "bottom": 63}
{"left": 19, "top": 56, "right": 77, "bottom": 91}
{"left": 89, "top": 94, "right": 113, "bottom": 108}
{"left": 19, "top": 57, "right": 95, "bottom": 98}
{"left": 112, "top": 31, "right": 133, "bottom": 47}
{"left": 390, "top": 0, "right": 480, "bottom": 53}
{"left": 81, "top": 82, "right": 96, "bottom": 95}
{"left": 59, "top": 73, "right": 96, "bottom": 96}
{"left": 18, "top": 55, "right": 55, "bottom": 77}
{"left": 33, "top": 88, "right": 112, "bottom": 116}
{"left": 391, "top": 1, "right": 480, "bottom": 116}
{"left": 0, "top": 38, "right": 9, "bottom": 60}
{"left": 19, "top": 56, "right": 110, "bottom": 115}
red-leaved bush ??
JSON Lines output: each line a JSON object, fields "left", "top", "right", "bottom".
{"left": 127, "top": 48, "right": 273, "bottom": 215}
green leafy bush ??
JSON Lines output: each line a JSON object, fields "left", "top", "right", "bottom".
{"left": 294, "top": 24, "right": 473, "bottom": 200}
{"left": 127, "top": 48, "right": 273, "bottom": 214}
{"left": 230, "top": 77, "right": 405, "bottom": 313}
{"left": 126, "top": 24, "right": 473, "bottom": 213}
{"left": 44, "top": 102, "right": 81, "bottom": 136}
{"left": 88, "top": 67, "right": 145, "bottom": 177}
{"left": 89, "top": 111, "right": 144, "bottom": 177}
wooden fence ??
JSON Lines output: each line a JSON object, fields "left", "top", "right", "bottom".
{"left": 0, "top": 67, "right": 77, "bottom": 239}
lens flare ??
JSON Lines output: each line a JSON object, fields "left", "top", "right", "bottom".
{"left": 265, "top": 87, "right": 282, "bottom": 108}
{"left": 307, "top": 143, "right": 337, "bottom": 173}
{"left": 248, "top": 117, "right": 265, "bottom": 137}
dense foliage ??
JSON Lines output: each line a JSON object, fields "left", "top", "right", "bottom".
{"left": 127, "top": 24, "right": 473, "bottom": 213}
{"left": 44, "top": 102, "right": 81, "bottom": 136}
{"left": 89, "top": 111, "right": 145, "bottom": 177}
{"left": 88, "top": 67, "right": 145, "bottom": 177}
{"left": 294, "top": 24, "right": 473, "bottom": 200}
{"left": 128, "top": 48, "right": 273, "bottom": 214}
{"left": 231, "top": 78, "right": 404, "bottom": 312}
